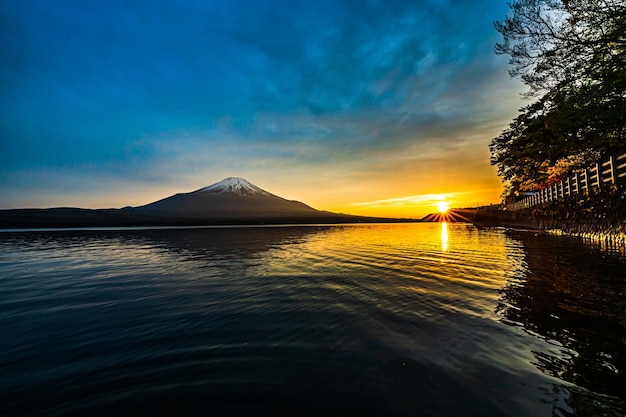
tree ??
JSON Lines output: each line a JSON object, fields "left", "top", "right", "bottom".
{"left": 495, "top": 0, "right": 626, "bottom": 97}
{"left": 491, "top": 0, "right": 626, "bottom": 198}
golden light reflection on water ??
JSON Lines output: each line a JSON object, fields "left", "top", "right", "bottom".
{"left": 27, "top": 224, "right": 516, "bottom": 298}
{"left": 240, "top": 223, "right": 520, "bottom": 323}
{"left": 441, "top": 222, "right": 448, "bottom": 251}
{"left": 247, "top": 223, "right": 515, "bottom": 293}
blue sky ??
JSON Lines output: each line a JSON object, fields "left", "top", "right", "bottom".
{"left": 0, "top": 0, "right": 523, "bottom": 216}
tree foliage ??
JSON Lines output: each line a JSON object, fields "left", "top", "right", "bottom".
{"left": 490, "top": 0, "right": 626, "bottom": 199}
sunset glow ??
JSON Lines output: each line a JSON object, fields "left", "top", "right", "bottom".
{"left": 0, "top": 1, "right": 522, "bottom": 217}
{"left": 437, "top": 202, "right": 450, "bottom": 213}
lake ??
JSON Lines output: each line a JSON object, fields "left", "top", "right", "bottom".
{"left": 1, "top": 223, "right": 624, "bottom": 416}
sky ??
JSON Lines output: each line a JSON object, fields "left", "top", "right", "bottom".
{"left": 0, "top": 0, "right": 525, "bottom": 218}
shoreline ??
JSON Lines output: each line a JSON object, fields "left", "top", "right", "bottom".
{"left": 461, "top": 185, "right": 626, "bottom": 250}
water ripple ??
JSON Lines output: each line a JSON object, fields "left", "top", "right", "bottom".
{"left": 1, "top": 224, "right": 624, "bottom": 416}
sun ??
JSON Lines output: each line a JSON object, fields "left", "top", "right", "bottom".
{"left": 436, "top": 201, "right": 450, "bottom": 213}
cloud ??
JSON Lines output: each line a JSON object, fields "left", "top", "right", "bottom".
{"left": 352, "top": 192, "right": 468, "bottom": 208}
{"left": 0, "top": 0, "right": 521, "bottom": 209}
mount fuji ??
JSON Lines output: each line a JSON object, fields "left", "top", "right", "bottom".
{"left": 132, "top": 177, "right": 333, "bottom": 221}
{"left": 0, "top": 177, "right": 407, "bottom": 228}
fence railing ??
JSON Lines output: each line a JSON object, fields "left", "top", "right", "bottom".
{"left": 507, "top": 151, "right": 626, "bottom": 210}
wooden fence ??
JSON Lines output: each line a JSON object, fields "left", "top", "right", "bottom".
{"left": 508, "top": 151, "right": 626, "bottom": 210}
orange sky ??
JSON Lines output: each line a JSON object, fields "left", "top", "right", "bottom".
{"left": 2, "top": 108, "right": 517, "bottom": 219}
{"left": 29, "top": 113, "right": 513, "bottom": 219}
{"left": 0, "top": 1, "right": 524, "bottom": 217}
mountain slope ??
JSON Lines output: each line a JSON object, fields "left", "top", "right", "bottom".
{"left": 132, "top": 177, "right": 327, "bottom": 220}
{"left": 0, "top": 177, "right": 414, "bottom": 228}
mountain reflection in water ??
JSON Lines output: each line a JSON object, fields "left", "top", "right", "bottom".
{"left": 0, "top": 224, "right": 624, "bottom": 417}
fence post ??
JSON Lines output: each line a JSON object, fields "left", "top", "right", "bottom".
{"left": 609, "top": 155, "right": 617, "bottom": 184}
{"left": 595, "top": 162, "right": 602, "bottom": 188}
{"left": 550, "top": 184, "right": 555, "bottom": 202}
{"left": 560, "top": 180, "right": 565, "bottom": 198}
{"left": 565, "top": 177, "right": 571, "bottom": 196}
{"left": 548, "top": 186, "right": 552, "bottom": 202}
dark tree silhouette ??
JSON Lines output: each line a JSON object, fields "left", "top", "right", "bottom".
{"left": 491, "top": 0, "right": 626, "bottom": 200}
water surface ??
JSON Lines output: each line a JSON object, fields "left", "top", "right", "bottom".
{"left": 1, "top": 223, "right": 624, "bottom": 416}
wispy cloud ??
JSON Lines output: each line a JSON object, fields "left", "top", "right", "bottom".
{"left": 352, "top": 193, "right": 468, "bottom": 208}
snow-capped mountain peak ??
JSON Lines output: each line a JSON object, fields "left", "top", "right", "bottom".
{"left": 197, "top": 177, "right": 272, "bottom": 196}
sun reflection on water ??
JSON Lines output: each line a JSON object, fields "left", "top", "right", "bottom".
{"left": 441, "top": 222, "right": 448, "bottom": 251}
